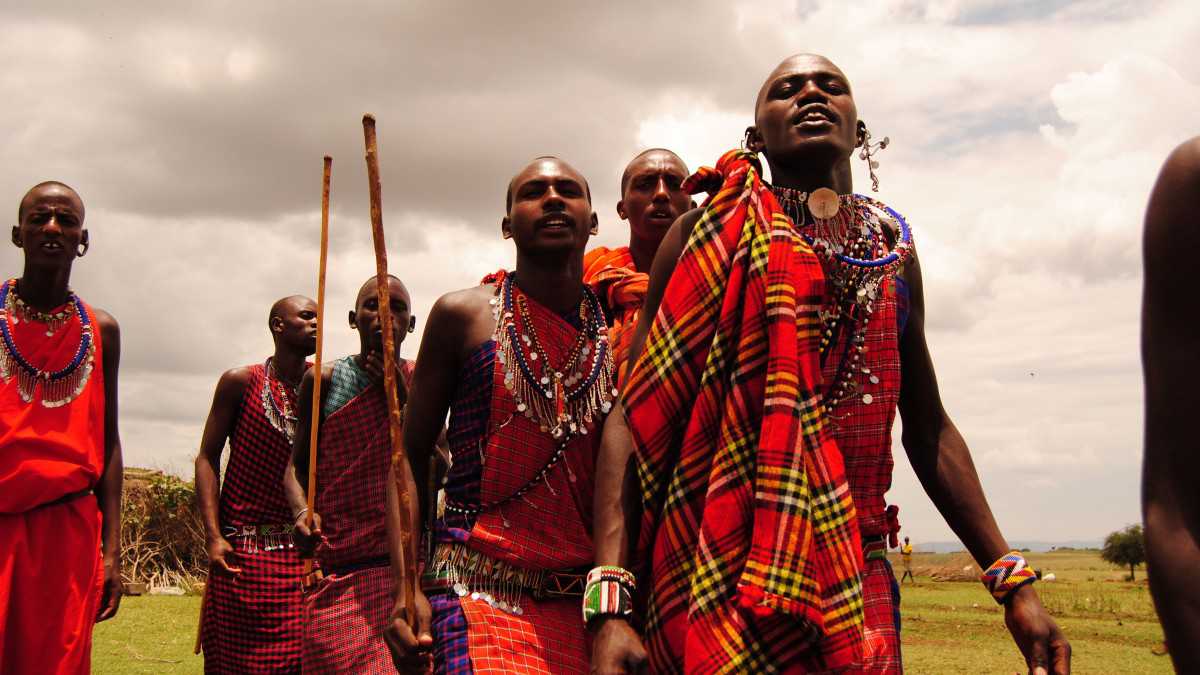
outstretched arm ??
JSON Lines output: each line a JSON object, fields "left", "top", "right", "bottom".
{"left": 94, "top": 310, "right": 123, "bottom": 622}
{"left": 898, "top": 253, "right": 1069, "bottom": 674}
{"left": 592, "top": 208, "right": 699, "bottom": 674}
{"left": 194, "top": 368, "right": 251, "bottom": 576}
{"left": 1141, "top": 137, "right": 1200, "bottom": 674}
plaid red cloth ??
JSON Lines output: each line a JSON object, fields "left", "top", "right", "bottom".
{"left": 428, "top": 272, "right": 599, "bottom": 673}
{"left": 218, "top": 363, "right": 302, "bottom": 528}
{"left": 582, "top": 246, "right": 647, "bottom": 384}
{"left": 624, "top": 150, "right": 865, "bottom": 673}
{"left": 201, "top": 363, "right": 304, "bottom": 673}
{"left": 302, "top": 564, "right": 395, "bottom": 674}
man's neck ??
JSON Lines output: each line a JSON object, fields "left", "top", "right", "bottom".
{"left": 271, "top": 345, "right": 308, "bottom": 386}
{"left": 17, "top": 262, "right": 74, "bottom": 310}
{"left": 628, "top": 235, "right": 659, "bottom": 274}
{"left": 769, "top": 158, "right": 854, "bottom": 195}
{"left": 513, "top": 253, "right": 585, "bottom": 314}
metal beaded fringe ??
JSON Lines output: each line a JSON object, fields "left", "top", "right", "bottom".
{"left": 0, "top": 279, "right": 96, "bottom": 407}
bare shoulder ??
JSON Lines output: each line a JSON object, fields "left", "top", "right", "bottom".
{"left": 675, "top": 207, "right": 705, "bottom": 241}
{"left": 431, "top": 285, "right": 493, "bottom": 320}
{"left": 218, "top": 365, "right": 255, "bottom": 390}
{"left": 1146, "top": 137, "right": 1200, "bottom": 262}
{"left": 91, "top": 306, "right": 120, "bottom": 342}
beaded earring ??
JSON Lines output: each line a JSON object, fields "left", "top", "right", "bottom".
{"left": 858, "top": 124, "right": 890, "bottom": 192}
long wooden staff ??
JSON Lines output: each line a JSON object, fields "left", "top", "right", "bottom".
{"left": 362, "top": 114, "right": 417, "bottom": 627}
{"left": 302, "top": 156, "right": 333, "bottom": 583}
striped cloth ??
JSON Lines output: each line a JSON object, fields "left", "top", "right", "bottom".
{"left": 200, "top": 363, "right": 305, "bottom": 674}
{"left": 624, "top": 149, "right": 865, "bottom": 673}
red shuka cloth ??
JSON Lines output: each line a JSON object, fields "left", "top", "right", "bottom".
{"left": 200, "top": 362, "right": 306, "bottom": 674}
{"left": 582, "top": 246, "right": 648, "bottom": 384}
{"left": 302, "top": 358, "right": 414, "bottom": 675}
{"left": 0, "top": 297, "right": 105, "bottom": 674}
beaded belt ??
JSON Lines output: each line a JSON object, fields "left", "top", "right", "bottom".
{"left": 863, "top": 534, "right": 889, "bottom": 562}
{"left": 422, "top": 543, "right": 587, "bottom": 615}
{"left": 222, "top": 523, "right": 295, "bottom": 553}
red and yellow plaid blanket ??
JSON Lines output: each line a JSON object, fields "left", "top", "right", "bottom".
{"left": 624, "top": 149, "right": 865, "bottom": 673}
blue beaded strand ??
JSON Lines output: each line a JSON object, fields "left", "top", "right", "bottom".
{"left": 0, "top": 279, "right": 92, "bottom": 381}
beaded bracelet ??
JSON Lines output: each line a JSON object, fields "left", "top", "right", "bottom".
{"left": 981, "top": 551, "right": 1037, "bottom": 605}
{"left": 582, "top": 566, "right": 636, "bottom": 627}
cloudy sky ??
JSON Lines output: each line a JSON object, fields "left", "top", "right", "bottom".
{"left": 3, "top": 0, "right": 1196, "bottom": 545}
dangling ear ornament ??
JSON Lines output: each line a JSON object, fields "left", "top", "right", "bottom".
{"left": 858, "top": 126, "right": 890, "bottom": 192}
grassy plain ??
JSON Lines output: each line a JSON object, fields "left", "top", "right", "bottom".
{"left": 93, "top": 551, "right": 1169, "bottom": 673}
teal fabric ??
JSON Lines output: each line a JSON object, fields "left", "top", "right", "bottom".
{"left": 322, "top": 355, "right": 372, "bottom": 419}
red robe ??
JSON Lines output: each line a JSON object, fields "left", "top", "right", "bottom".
{"left": 0, "top": 293, "right": 105, "bottom": 674}
{"left": 582, "top": 246, "right": 647, "bottom": 384}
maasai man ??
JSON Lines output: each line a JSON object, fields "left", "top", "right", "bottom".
{"left": 386, "top": 156, "right": 616, "bottom": 674}
{"left": 583, "top": 149, "right": 691, "bottom": 382}
{"left": 283, "top": 275, "right": 416, "bottom": 674}
{"left": 194, "top": 294, "right": 317, "bottom": 673}
{"left": 1142, "top": 136, "right": 1200, "bottom": 674}
{"left": 592, "top": 55, "right": 1071, "bottom": 674}
{"left": 0, "top": 181, "right": 123, "bottom": 673}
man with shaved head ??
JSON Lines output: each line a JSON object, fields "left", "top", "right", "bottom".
{"left": 584, "top": 149, "right": 692, "bottom": 382}
{"left": 1, "top": 181, "right": 124, "bottom": 672}
{"left": 593, "top": 54, "right": 1069, "bottom": 673}
{"left": 386, "top": 156, "right": 616, "bottom": 673}
{"left": 283, "top": 274, "right": 418, "bottom": 673}
{"left": 194, "top": 294, "right": 316, "bottom": 673}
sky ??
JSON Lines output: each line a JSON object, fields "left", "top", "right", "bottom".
{"left": 2, "top": 0, "right": 1196, "bottom": 545}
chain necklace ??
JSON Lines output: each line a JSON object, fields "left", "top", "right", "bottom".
{"left": 0, "top": 278, "right": 96, "bottom": 407}
{"left": 491, "top": 272, "right": 617, "bottom": 441}
{"left": 262, "top": 357, "right": 301, "bottom": 442}
{"left": 771, "top": 188, "right": 913, "bottom": 420}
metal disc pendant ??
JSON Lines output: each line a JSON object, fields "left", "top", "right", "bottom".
{"left": 862, "top": 393, "right": 874, "bottom": 404}
{"left": 809, "top": 187, "right": 841, "bottom": 220}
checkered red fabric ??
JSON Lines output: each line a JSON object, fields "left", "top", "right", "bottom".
{"left": 625, "top": 150, "right": 864, "bottom": 673}
{"left": 458, "top": 595, "right": 589, "bottom": 674}
{"left": 302, "top": 564, "right": 396, "bottom": 674}
{"left": 465, "top": 275, "right": 597, "bottom": 573}
{"left": 200, "top": 546, "right": 305, "bottom": 674}
{"left": 201, "top": 362, "right": 304, "bottom": 673}
{"left": 824, "top": 275, "right": 903, "bottom": 540}
{"left": 219, "top": 362, "right": 298, "bottom": 527}
{"left": 313, "top": 359, "right": 413, "bottom": 570}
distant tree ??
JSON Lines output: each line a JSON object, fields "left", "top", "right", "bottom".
{"left": 1101, "top": 524, "right": 1146, "bottom": 580}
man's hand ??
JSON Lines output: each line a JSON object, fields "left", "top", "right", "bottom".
{"left": 590, "top": 617, "right": 647, "bottom": 675}
{"left": 1004, "top": 585, "right": 1071, "bottom": 675}
{"left": 206, "top": 536, "right": 242, "bottom": 576}
{"left": 292, "top": 512, "right": 324, "bottom": 558}
{"left": 384, "top": 588, "right": 433, "bottom": 673}
{"left": 95, "top": 553, "right": 123, "bottom": 622}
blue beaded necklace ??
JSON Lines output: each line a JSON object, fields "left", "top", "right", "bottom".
{"left": 0, "top": 278, "right": 95, "bottom": 406}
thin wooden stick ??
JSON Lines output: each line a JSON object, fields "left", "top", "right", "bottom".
{"left": 362, "top": 114, "right": 417, "bottom": 627}
{"left": 302, "top": 156, "right": 332, "bottom": 581}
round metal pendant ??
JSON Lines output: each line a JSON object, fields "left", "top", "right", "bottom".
{"left": 809, "top": 188, "right": 841, "bottom": 220}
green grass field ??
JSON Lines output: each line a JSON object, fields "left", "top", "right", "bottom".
{"left": 93, "top": 551, "right": 1170, "bottom": 673}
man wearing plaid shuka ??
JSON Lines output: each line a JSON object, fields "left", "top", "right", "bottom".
{"left": 389, "top": 157, "right": 611, "bottom": 674}
{"left": 284, "top": 275, "right": 418, "bottom": 674}
{"left": 195, "top": 296, "right": 317, "bottom": 673}
{"left": 583, "top": 148, "right": 692, "bottom": 383}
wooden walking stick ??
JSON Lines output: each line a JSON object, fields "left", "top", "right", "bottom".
{"left": 302, "top": 156, "right": 333, "bottom": 587}
{"left": 362, "top": 114, "right": 418, "bottom": 628}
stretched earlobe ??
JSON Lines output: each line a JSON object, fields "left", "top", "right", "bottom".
{"left": 407, "top": 317, "right": 417, "bottom": 334}
{"left": 11, "top": 227, "right": 21, "bottom": 248}
{"left": 501, "top": 217, "right": 513, "bottom": 240}
{"left": 616, "top": 200, "right": 628, "bottom": 221}
{"left": 590, "top": 213, "right": 599, "bottom": 236}
{"left": 348, "top": 310, "right": 358, "bottom": 329}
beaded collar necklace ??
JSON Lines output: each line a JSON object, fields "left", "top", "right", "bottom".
{"left": 770, "top": 187, "right": 913, "bottom": 420}
{"left": 492, "top": 272, "right": 617, "bottom": 441}
{"left": 0, "top": 278, "right": 95, "bottom": 407}
{"left": 262, "top": 357, "right": 301, "bottom": 442}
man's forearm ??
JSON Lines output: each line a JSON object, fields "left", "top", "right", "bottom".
{"left": 96, "top": 444, "right": 123, "bottom": 559}
{"left": 282, "top": 460, "right": 308, "bottom": 519}
{"left": 195, "top": 456, "right": 223, "bottom": 541}
{"left": 905, "top": 417, "right": 1009, "bottom": 567}
{"left": 594, "top": 404, "right": 640, "bottom": 568}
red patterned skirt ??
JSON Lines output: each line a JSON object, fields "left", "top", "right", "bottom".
{"left": 302, "top": 563, "right": 395, "bottom": 674}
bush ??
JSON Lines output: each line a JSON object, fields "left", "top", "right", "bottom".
{"left": 121, "top": 468, "right": 206, "bottom": 590}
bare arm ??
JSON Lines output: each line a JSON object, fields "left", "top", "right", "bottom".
{"left": 898, "top": 252, "right": 1069, "bottom": 674}
{"left": 94, "top": 309, "right": 123, "bottom": 621}
{"left": 592, "top": 209, "right": 700, "bottom": 672}
{"left": 593, "top": 208, "right": 700, "bottom": 570}
{"left": 282, "top": 368, "right": 318, "bottom": 520}
{"left": 193, "top": 368, "right": 251, "bottom": 574}
{"left": 1141, "top": 137, "right": 1200, "bottom": 673}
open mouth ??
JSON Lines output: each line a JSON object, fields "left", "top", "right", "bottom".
{"left": 536, "top": 214, "right": 574, "bottom": 230}
{"left": 646, "top": 209, "right": 676, "bottom": 225}
{"left": 39, "top": 241, "right": 65, "bottom": 254}
{"left": 792, "top": 104, "right": 837, "bottom": 128}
